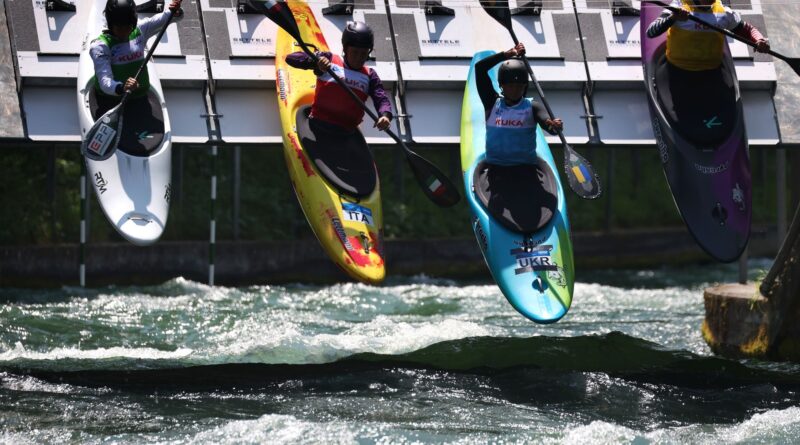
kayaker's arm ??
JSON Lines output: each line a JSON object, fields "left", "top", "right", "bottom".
{"left": 368, "top": 69, "right": 393, "bottom": 126}
{"left": 646, "top": 11, "right": 676, "bottom": 38}
{"left": 285, "top": 51, "right": 334, "bottom": 74}
{"left": 89, "top": 40, "right": 123, "bottom": 96}
{"left": 731, "top": 21, "right": 769, "bottom": 52}
{"left": 138, "top": 7, "right": 182, "bottom": 41}
{"left": 532, "top": 101, "right": 562, "bottom": 135}
{"left": 475, "top": 52, "right": 506, "bottom": 118}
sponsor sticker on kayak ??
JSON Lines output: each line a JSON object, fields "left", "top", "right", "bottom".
{"left": 87, "top": 123, "right": 116, "bottom": 156}
{"left": 511, "top": 244, "right": 557, "bottom": 274}
{"left": 331, "top": 217, "right": 355, "bottom": 251}
{"left": 342, "top": 203, "right": 373, "bottom": 226}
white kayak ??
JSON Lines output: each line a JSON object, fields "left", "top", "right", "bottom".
{"left": 77, "top": 0, "right": 172, "bottom": 246}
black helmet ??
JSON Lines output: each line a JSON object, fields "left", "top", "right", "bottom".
{"left": 341, "top": 21, "right": 374, "bottom": 49}
{"left": 104, "top": 0, "right": 137, "bottom": 27}
{"left": 498, "top": 58, "right": 528, "bottom": 84}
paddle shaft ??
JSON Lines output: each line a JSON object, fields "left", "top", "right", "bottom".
{"left": 506, "top": 30, "right": 569, "bottom": 146}
{"left": 292, "top": 40, "right": 412, "bottom": 154}
{"left": 118, "top": 11, "right": 175, "bottom": 105}
{"left": 645, "top": 0, "right": 789, "bottom": 63}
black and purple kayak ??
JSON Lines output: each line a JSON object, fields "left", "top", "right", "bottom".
{"left": 640, "top": 3, "right": 751, "bottom": 262}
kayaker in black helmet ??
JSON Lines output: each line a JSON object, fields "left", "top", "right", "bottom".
{"left": 90, "top": 0, "right": 183, "bottom": 116}
{"left": 285, "top": 21, "right": 393, "bottom": 134}
{"left": 474, "top": 43, "right": 563, "bottom": 167}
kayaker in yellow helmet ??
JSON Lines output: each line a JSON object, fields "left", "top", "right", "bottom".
{"left": 646, "top": 0, "right": 769, "bottom": 72}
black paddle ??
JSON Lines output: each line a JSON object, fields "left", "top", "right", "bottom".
{"left": 479, "top": 0, "right": 602, "bottom": 200}
{"left": 644, "top": 0, "right": 800, "bottom": 77}
{"left": 249, "top": 0, "right": 460, "bottom": 207}
{"left": 81, "top": 12, "right": 175, "bottom": 161}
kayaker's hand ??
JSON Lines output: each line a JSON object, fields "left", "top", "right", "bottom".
{"left": 545, "top": 118, "right": 563, "bottom": 133}
{"left": 317, "top": 56, "right": 331, "bottom": 72}
{"left": 374, "top": 116, "right": 391, "bottom": 131}
{"left": 124, "top": 77, "right": 139, "bottom": 93}
{"left": 168, "top": 0, "right": 181, "bottom": 12}
{"left": 673, "top": 7, "right": 690, "bottom": 22}
{"left": 755, "top": 38, "right": 770, "bottom": 53}
{"left": 504, "top": 43, "right": 525, "bottom": 58}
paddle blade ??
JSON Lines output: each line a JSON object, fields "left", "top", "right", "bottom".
{"left": 406, "top": 151, "right": 461, "bottom": 207}
{"left": 788, "top": 57, "right": 800, "bottom": 77}
{"left": 479, "top": 0, "right": 513, "bottom": 29}
{"left": 248, "top": 0, "right": 302, "bottom": 42}
{"left": 81, "top": 105, "right": 123, "bottom": 161}
{"left": 563, "top": 144, "right": 601, "bottom": 199}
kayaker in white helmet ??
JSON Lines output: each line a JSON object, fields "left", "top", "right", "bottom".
{"left": 646, "top": 0, "right": 769, "bottom": 72}
{"left": 90, "top": 0, "right": 183, "bottom": 116}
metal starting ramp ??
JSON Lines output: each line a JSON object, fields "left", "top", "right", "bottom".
{"left": 576, "top": 0, "right": 779, "bottom": 145}
{"left": 0, "top": 0, "right": 783, "bottom": 147}
{"left": 4, "top": 0, "right": 208, "bottom": 143}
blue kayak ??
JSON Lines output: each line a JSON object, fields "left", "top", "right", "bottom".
{"left": 460, "top": 51, "right": 574, "bottom": 324}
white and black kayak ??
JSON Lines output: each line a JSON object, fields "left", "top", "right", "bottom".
{"left": 641, "top": 3, "right": 751, "bottom": 262}
{"left": 77, "top": 0, "right": 172, "bottom": 246}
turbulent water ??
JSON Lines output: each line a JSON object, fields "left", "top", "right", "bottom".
{"left": 1, "top": 260, "right": 800, "bottom": 444}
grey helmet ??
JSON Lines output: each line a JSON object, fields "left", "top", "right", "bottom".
{"left": 498, "top": 58, "right": 528, "bottom": 84}
{"left": 341, "top": 21, "right": 374, "bottom": 49}
{"left": 104, "top": 0, "right": 137, "bottom": 27}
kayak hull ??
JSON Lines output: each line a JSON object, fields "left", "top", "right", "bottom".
{"left": 461, "top": 51, "right": 574, "bottom": 324}
{"left": 275, "top": 0, "right": 385, "bottom": 284}
{"left": 77, "top": 0, "right": 172, "bottom": 246}
{"left": 641, "top": 3, "right": 751, "bottom": 262}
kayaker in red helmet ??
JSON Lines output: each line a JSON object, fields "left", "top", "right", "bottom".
{"left": 90, "top": 0, "right": 183, "bottom": 116}
{"left": 285, "top": 21, "right": 393, "bottom": 134}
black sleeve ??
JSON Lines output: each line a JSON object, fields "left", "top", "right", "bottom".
{"left": 533, "top": 101, "right": 558, "bottom": 134}
{"left": 475, "top": 52, "right": 507, "bottom": 118}
{"left": 646, "top": 12, "right": 675, "bottom": 38}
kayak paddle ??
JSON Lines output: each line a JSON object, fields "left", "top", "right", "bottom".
{"left": 248, "top": 0, "right": 461, "bottom": 208}
{"left": 479, "top": 0, "right": 602, "bottom": 200}
{"left": 644, "top": 0, "right": 800, "bottom": 77}
{"left": 81, "top": 12, "right": 175, "bottom": 161}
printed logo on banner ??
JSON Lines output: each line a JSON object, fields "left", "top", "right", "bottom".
{"left": 342, "top": 202, "right": 374, "bottom": 226}
{"left": 511, "top": 244, "right": 557, "bottom": 275}
{"left": 87, "top": 124, "right": 116, "bottom": 156}
{"left": 232, "top": 37, "right": 272, "bottom": 45}
{"left": 420, "top": 39, "right": 461, "bottom": 47}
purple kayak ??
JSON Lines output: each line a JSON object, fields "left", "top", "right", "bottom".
{"left": 640, "top": 2, "right": 751, "bottom": 262}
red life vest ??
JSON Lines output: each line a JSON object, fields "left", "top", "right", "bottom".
{"left": 311, "top": 55, "right": 371, "bottom": 130}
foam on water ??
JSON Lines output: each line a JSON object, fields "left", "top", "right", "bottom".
{"left": 0, "top": 265, "right": 794, "bottom": 443}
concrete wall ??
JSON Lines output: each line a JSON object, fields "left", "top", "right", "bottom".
{"left": 0, "top": 0, "right": 24, "bottom": 139}
{"left": 762, "top": 1, "right": 800, "bottom": 144}
{"left": 0, "top": 228, "right": 779, "bottom": 287}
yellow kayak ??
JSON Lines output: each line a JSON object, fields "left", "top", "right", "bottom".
{"left": 274, "top": 0, "right": 385, "bottom": 284}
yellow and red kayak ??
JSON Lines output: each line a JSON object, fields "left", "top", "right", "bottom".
{"left": 274, "top": 0, "right": 385, "bottom": 284}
